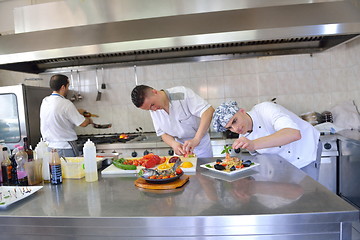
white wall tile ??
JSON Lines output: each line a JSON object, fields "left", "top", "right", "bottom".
{"left": 207, "top": 76, "right": 225, "bottom": 99}
{"left": 258, "top": 57, "right": 277, "bottom": 73}
{"left": 294, "top": 54, "right": 313, "bottom": 71}
{"left": 206, "top": 61, "right": 223, "bottom": 77}
{"left": 173, "top": 63, "right": 190, "bottom": 79}
{"left": 223, "top": 59, "right": 241, "bottom": 76}
{"left": 190, "top": 62, "right": 207, "bottom": 78}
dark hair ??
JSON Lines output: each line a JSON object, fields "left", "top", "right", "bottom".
{"left": 131, "top": 85, "right": 153, "bottom": 107}
{"left": 49, "top": 74, "right": 69, "bottom": 91}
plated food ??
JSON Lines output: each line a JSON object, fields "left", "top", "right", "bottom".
{"left": 201, "top": 155, "right": 259, "bottom": 175}
{"left": 112, "top": 154, "right": 195, "bottom": 171}
{"left": 138, "top": 158, "right": 184, "bottom": 184}
{"left": 0, "top": 186, "right": 43, "bottom": 208}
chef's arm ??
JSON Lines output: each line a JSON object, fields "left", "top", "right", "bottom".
{"left": 233, "top": 128, "right": 301, "bottom": 152}
{"left": 182, "top": 107, "right": 215, "bottom": 152}
{"left": 79, "top": 117, "right": 93, "bottom": 127}
{"left": 195, "top": 106, "right": 215, "bottom": 142}
{"left": 161, "top": 134, "right": 186, "bottom": 156}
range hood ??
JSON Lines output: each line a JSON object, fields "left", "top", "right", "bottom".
{"left": 1, "top": 0, "right": 360, "bottom": 74}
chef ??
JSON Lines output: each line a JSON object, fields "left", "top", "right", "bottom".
{"left": 131, "top": 85, "right": 214, "bottom": 158}
{"left": 212, "top": 101, "right": 321, "bottom": 180}
{"left": 40, "top": 74, "right": 93, "bottom": 157}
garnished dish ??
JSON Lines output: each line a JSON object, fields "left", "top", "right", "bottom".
{"left": 107, "top": 153, "right": 196, "bottom": 175}
{"left": 0, "top": 186, "right": 43, "bottom": 208}
{"left": 138, "top": 158, "right": 184, "bottom": 184}
{"left": 200, "top": 145, "right": 259, "bottom": 175}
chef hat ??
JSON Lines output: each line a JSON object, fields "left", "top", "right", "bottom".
{"left": 212, "top": 100, "right": 239, "bottom": 132}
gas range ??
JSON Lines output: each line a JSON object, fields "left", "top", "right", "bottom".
{"left": 77, "top": 133, "right": 139, "bottom": 145}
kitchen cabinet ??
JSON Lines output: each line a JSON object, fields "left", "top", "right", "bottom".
{"left": 0, "top": 154, "right": 357, "bottom": 239}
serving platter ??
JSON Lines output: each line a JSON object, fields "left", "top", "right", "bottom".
{"left": 101, "top": 156, "right": 197, "bottom": 175}
{"left": 0, "top": 186, "right": 43, "bottom": 208}
{"left": 141, "top": 172, "right": 183, "bottom": 184}
{"left": 200, "top": 161, "right": 260, "bottom": 175}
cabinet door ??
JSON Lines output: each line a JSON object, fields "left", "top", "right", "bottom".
{"left": 339, "top": 140, "right": 360, "bottom": 208}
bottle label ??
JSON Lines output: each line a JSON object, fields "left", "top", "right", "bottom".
{"left": 49, "top": 164, "right": 62, "bottom": 185}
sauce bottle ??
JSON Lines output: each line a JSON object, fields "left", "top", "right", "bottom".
{"left": 49, "top": 149, "right": 62, "bottom": 185}
{"left": 1, "top": 147, "right": 12, "bottom": 185}
{"left": 83, "top": 139, "right": 98, "bottom": 182}
{"left": 23, "top": 137, "right": 34, "bottom": 162}
{"left": 15, "top": 146, "right": 28, "bottom": 185}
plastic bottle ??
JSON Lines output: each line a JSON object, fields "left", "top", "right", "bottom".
{"left": 49, "top": 149, "right": 62, "bottom": 185}
{"left": 1, "top": 147, "right": 12, "bottom": 185}
{"left": 83, "top": 139, "right": 98, "bottom": 182}
{"left": 12, "top": 144, "right": 21, "bottom": 155}
{"left": 15, "top": 146, "right": 28, "bottom": 185}
{"left": 35, "top": 139, "right": 50, "bottom": 182}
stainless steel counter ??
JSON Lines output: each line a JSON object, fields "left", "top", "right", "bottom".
{"left": 0, "top": 154, "right": 358, "bottom": 239}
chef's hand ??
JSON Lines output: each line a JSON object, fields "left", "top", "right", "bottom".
{"left": 232, "top": 137, "right": 255, "bottom": 152}
{"left": 182, "top": 138, "right": 200, "bottom": 155}
{"left": 171, "top": 141, "right": 187, "bottom": 156}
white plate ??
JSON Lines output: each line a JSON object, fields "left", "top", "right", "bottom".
{"left": 200, "top": 161, "right": 260, "bottom": 175}
{"left": 0, "top": 186, "right": 43, "bottom": 208}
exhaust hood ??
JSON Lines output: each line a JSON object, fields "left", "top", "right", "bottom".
{"left": 0, "top": 0, "right": 360, "bottom": 74}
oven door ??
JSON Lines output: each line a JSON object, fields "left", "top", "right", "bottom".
{"left": 318, "top": 156, "right": 337, "bottom": 193}
{"left": 338, "top": 139, "right": 360, "bottom": 208}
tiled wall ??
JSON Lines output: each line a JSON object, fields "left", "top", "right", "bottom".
{"left": 1, "top": 37, "right": 360, "bottom": 135}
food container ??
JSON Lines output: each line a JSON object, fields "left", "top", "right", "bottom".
{"left": 61, "top": 157, "right": 104, "bottom": 179}
{"left": 61, "top": 157, "right": 85, "bottom": 179}
{"left": 24, "top": 158, "right": 43, "bottom": 185}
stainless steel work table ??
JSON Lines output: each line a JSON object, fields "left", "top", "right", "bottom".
{"left": 0, "top": 155, "right": 358, "bottom": 239}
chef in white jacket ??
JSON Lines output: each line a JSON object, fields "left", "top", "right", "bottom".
{"left": 212, "top": 101, "right": 321, "bottom": 180}
{"left": 131, "top": 85, "right": 214, "bottom": 158}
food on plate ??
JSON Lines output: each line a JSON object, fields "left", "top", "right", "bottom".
{"left": 209, "top": 158, "right": 254, "bottom": 172}
{"left": 168, "top": 156, "right": 180, "bottom": 163}
{"left": 181, "top": 161, "right": 193, "bottom": 168}
{"left": 138, "top": 158, "right": 183, "bottom": 180}
{"left": 113, "top": 158, "right": 137, "bottom": 170}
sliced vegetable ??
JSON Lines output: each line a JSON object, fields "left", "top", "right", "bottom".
{"left": 113, "top": 158, "right": 137, "bottom": 170}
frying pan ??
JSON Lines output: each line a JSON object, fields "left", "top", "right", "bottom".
{"left": 93, "top": 123, "right": 112, "bottom": 129}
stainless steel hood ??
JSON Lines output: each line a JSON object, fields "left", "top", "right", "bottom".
{"left": 1, "top": 0, "right": 360, "bottom": 74}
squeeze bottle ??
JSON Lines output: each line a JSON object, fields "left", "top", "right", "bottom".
{"left": 83, "top": 139, "right": 98, "bottom": 182}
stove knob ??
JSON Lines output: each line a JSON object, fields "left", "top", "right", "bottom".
{"left": 144, "top": 150, "right": 150, "bottom": 156}
{"left": 234, "top": 148, "right": 241, "bottom": 154}
{"left": 131, "top": 151, "right": 138, "bottom": 157}
{"left": 324, "top": 143, "right": 332, "bottom": 150}
{"left": 168, "top": 149, "right": 174, "bottom": 156}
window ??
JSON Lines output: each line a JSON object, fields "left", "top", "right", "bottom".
{"left": 0, "top": 93, "right": 21, "bottom": 143}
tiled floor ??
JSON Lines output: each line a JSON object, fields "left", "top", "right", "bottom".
{"left": 353, "top": 222, "right": 360, "bottom": 240}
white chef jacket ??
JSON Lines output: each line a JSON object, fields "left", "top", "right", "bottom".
{"left": 40, "top": 94, "right": 85, "bottom": 149}
{"left": 150, "top": 86, "right": 213, "bottom": 158}
{"left": 243, "top": 102, "right": 320, "bottom": 168}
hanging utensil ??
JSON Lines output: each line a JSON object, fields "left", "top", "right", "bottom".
{"left": 92, "top": 123, "right": 112, "bottom": 129}
{"left": 134, "top": 65, "right": 138, "bottom": 85}
{"left": 101, "top": 67, "right": 106, "bottom": 89}
{"left": 95, "top": 68, "right": 102, "bottom": 101}
{"left": 76, "top": 70, "right": 83, "bottom": 100}
{"left": 70, "top": 70, "right": 77, "bottom": 102}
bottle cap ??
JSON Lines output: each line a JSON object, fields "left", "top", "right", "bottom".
{"left": 3, "top": 147, "right": 7, "bottom": 151}
{"left": 84, "top": 139, "right": 95, "bottom": 147}
{"left": 18, "top": 146, "right": 24, "bottom": 150}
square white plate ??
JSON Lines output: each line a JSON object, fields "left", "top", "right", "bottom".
{"left": 200, "top": 161, "right": 260, "bottom": 175}
{"left": 0, "top": 186, "right": 43, "bottom": 208}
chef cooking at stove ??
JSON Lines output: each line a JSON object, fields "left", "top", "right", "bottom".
{"left": 40, "top": 74, "right": 93, "bottom": 157}
{"left": 212, "top": 101, "right": 321, "bottom": 180}
{"left": 131, "top": 85, "right": 214, "bottom": 158}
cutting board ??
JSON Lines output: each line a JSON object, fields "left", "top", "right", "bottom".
{"left": 134, "top": 175, "right": 190, "bottom": 190}
{"left": 101, "top": 156, "right": 197, "bottom": 175}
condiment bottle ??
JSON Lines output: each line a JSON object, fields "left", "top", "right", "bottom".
{"left": 83, "top": 139, "right": 98, "bottom": 182}
{"left": 35, "top": 139, "right": 50, "bottom": 182}
{"left": 15, "top": 146, "right": 28, "bottom": 185}
{"left": 23, "top": 137, "right": 34, "bottom": 162}
{"left": 49, "top": 149, "right": 62, "bottom": 185}
{"left": 1, "top": 147, "right": 12, "bottom": 185}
